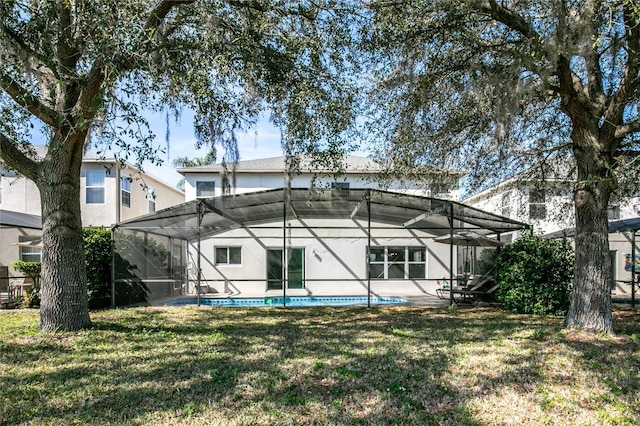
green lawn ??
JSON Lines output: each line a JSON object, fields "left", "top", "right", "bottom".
{"left": 1, "top": 307, "right": 639, "bottom": 425}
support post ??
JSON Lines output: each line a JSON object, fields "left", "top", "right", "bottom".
{"left": 196, "top": 201, "right": 202, "bottom": 307}
{"left": 283, "top": 187, "right": 288, "bottom": 307}
{"left": 448, "top": 202, "right": 454, "bottom": 306}
{"left": 110, "top": 227, "right": 116, "bottom": 309}
{"left": 367, "top": 191, "right": 371, "bottom": 308}
{"left": 633, "top": 231, "right": 636, "bottom": 309}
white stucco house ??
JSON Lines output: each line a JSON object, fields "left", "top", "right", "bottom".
{"left": 0, "top": 150, "right": 184, "bottom": 279}
{"left": 463, "top": 163, "right": 640, "bottom": 300}
{"left": 112, "top": 156, "right": 527, "bottom": 306}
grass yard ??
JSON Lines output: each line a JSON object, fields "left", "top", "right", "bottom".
{"left": 1, "top": 307, "right": 639, "bottom": 425}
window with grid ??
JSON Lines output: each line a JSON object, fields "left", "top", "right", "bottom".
{"left": 121, "top": 175, "right": 131, "bottom": 208}
{"left": 86, "top": 170, "right": 105, "bottom": 204}
{"left": 369, "top": 246, "right": 426, "bottom": 280}
{"left": 528, "top": 187, "right": 546, "bottom": 220}
{"left": 148, "top": 187, "right": 156, "bottom": 213}
{"left": 196, "top": 181, "right": 215, "bottom": 198}
{"left": 215, "top": 246, "right": 242, "bottom": 265}
{"left": 19, "top": 236, "right": 41, "bottom": 262}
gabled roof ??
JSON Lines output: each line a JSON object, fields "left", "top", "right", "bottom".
{"left": 114, "top": 188, "right": 529, "bottom": 240}
{"left": 0, "top": 209, "right": 42, "bottom": 229}
{"left": 542, "top": 217, "right": 640, "bottom": 238}
{"left": 177, "top": 155, "right": 465, "bottom": 178}
{"left": 177, "top": 155, "right": 381, "bottom": 174}
{"left": 463, "top": 157, "right": 575, "bottom": 202}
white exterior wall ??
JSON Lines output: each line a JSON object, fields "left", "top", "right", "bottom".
{"left": 0, "top": 226, "right": 41, "bottom": 276}
{"left": 467, "top": 182, "right": 640, "bottom": 236}
{"left": 0, "top": 174, "right": 41, "bottom": 215}
{"left": 183, "top": 171, "right": 456, "bottom": 202}
{"left": 80, "top": 163, "right": 118, "bottom": 226}
{"left": 190, "top": 219, "right": 456, "bottom": 297}
{"left": 119, "top": 166, "right": 184, "bottom": 222}
{"left": 467, "top": 185, "right": 574, "bottom": 235}
{"left": 1, "top": 162, "right": 183, "bottom": 228}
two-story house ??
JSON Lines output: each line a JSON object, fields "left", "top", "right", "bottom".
{"left": 0, "top": 150, "right": 184, "bottom": 278}
{"left": 111, "top": 155, "right": 527, "bottom": 305}
{"left": 463, "top": 163, "right": 640, "bottom": 298}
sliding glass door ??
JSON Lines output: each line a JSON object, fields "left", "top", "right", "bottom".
{"left": 267, "top": 248, "right": 305, "bottom": 290}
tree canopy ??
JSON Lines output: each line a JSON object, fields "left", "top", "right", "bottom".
{"left": 0, "top": 0, "right": 357, "bottom": 330}
{"left": 361, "top": 0, "right": 640, "bottom": 332}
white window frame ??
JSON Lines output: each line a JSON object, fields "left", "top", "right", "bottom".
{"left": 196, "top": 181, "right": 215, "bottom": 198}
{"left": 19, "top": 237, "right": 41, "bottom": 262}
{"left": 500, "top": 192, "right": 512, "bottom": 217}
{"left": 85, "top": 170, "right": 105, "bottom": 204}
{"left": 369, "top": 246, "right": 427, "bottom": 280}
{"left": 121, "top": 174, "right": 131, "bottom": 208}
{"left": 528, "top": 187, "right": 546, "bottom": 220}
{"left": 215, "top": 246, "right": 242, "bottom": 265}
{"left": 331, "top": 182, "right": 350, "bottom": 190}
{"left": 148, "top": 187, "right": 156, "bottom": 213}
{"left": 266, "top": 247, "right": 305, "bottom": 290}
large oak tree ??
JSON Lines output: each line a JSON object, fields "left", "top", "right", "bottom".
{"left": 362, "top": 0, "right": 640, "bottom": 333}
{"left": 0, "top": 0, "right": 355, "bottom": 331}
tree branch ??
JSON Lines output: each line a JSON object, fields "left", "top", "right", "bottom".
{"left": 144, "top": 0, "right": 197, "bottom": 32}
{"left": 225, "top": 0, "right": 319, "bottom": 20}
{"left": 603, "top": 5, "right": 640, "bottom": 133}
{"left": 0, "top": 131, "right": 39, "bottom": 180}
{"left": 614, "top": 121, "right": 640, "bottom": 138}
{"left": 0, "top": 73, "right": 65, "bottom": 128}
{"left": 473, "top": 0, "right": 539, "bottom": 40}
{"left": 0, "top": 21, "right": 60, "bottom": 80}
{"left": 54, "top": 0, "right": 80, "bottom": 75}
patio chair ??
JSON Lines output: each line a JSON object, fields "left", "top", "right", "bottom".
{"left": 437, "top": 275, "right": 489, "bottom": 300}
{"left": 0, "top": 273, "right": 11, "bottom": 304}
{"left": 451, "top": 277, "right": 496, "bottom": 305}
{"left": 454, "top": 282, "right": 500, "bottom": 306}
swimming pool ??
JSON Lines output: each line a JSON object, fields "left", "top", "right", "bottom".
{"left": 165, "top": 295, "right": 407, "bottom": 307}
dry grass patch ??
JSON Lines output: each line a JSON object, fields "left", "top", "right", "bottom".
{"left": 0, "top": 307, "right": 638, "bottom": 425}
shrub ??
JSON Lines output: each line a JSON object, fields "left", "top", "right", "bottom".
{"left": 495, "top": 234, "right": 574, "bottom": 315}
{"left": 84, "top": 227, "right": 112, "bottom": 310}
{"left": 11, "top": 260, "right": 41, "bottom": 307}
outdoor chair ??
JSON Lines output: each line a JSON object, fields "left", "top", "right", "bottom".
{"left": 452, "top": 281, "right": 500, "bottom": 306}
{"left": 450, "top": 277, "right": 496, "bottom": 305}
{"left": 436, "top": 275, "right": 490, "bottom": 300}
{"left": 0, "top": 275, "right": 12, "bottom": 304}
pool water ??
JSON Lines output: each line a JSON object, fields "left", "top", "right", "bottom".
{"left": 165, "top": 295, "right": 407, "bottom": 307}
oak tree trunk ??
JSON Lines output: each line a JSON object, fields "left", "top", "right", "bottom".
{"left": 36, "top": 147, "right": 91, "bottom": 332}
{"left": 564, "top": 128, "right": 614, "bottom": 333}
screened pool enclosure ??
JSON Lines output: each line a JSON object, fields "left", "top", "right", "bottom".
{"left": 111, "top": 188, "right": 528, "bottom": 307}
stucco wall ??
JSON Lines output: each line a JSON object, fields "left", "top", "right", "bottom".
{"left": 0, "top": 174, "right": 41, "bottom": 215}
{"left": 183, "top": 171, "right": 456, "bottom": 202}
{"left": 189, "top": 219, "right": 456, "bottom": 297}
{"left": 0, "top": 226, "right": 41, "bottom": 277}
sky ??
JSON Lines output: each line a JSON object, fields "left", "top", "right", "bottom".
{"left": 137, "top": 109, "right": 285, "bottom": 189}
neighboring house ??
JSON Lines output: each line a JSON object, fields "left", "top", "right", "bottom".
{"left": 111, "top": 156, "right": 527, "bottom": 305}
{"left": 464, "top": 163, "right": 640, "bottom": 299}
{"left": 178, "top": 155, "right": 462, "bottom": 201}
{"left": 0, "top": 150, "right": 184, "bottom": 277}
{"left": 0, "top": 210, "right": 42, "bottom": 280}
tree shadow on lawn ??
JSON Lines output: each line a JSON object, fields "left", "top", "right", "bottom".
{"left": 3, "top": 307, "right": 637, "bottom": 425}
